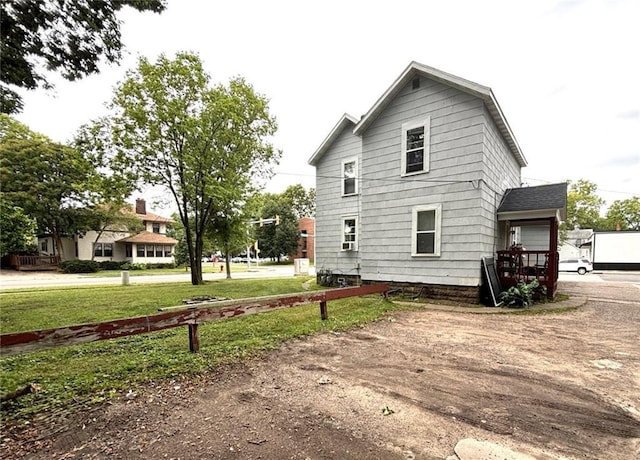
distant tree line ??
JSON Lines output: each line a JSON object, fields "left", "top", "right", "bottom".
{"left": 563, "top": 179, "right": 639, "bottom": 232}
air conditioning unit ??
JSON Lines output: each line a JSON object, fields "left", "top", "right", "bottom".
{"left": 342, "top": 242, "right": 354, "bottom": 251}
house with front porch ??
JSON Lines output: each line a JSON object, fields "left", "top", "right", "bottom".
{"left": 38, "top": 199, "right": 177, "bottom": 266}
{"left": 309, "top": 61, "right": 566, "bottom": 301}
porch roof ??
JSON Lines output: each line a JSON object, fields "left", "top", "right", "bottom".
{"left": 497, "top": 183, "right": 567, "bottom": 221}
{"left": 117, "top": 231, "right": 178, "bottom": 244}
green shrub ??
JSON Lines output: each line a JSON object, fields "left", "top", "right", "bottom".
{"left": 97, "top": 261, "right": 125, "bottom": 271}
{"left": 145, "top": 262, "right": 176, "bottom": 269}
{"left": 120, "top": 262, "right": 146, "bottom": 271}
{"left": 499, "top": 279, "right": 546, "bottom": 308}
{"left": 59, "top": 260, "right": 99, "bottom": 273}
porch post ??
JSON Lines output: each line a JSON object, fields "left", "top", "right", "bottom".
{"left": 548, "top": 217, "right": 559, "bottom": 298}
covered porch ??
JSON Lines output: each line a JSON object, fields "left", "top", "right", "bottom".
{"left": 496, "top": 183, "right": 567, "bottom": 299}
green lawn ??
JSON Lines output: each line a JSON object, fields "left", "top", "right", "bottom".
{"left": 79, "top": 260, "right": 300, "bottom": 277}
{"left": 0, "top": 277, "right": 413, "bottom": 422}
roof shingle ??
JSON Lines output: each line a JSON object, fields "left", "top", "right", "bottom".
{"left": 498, "top": 183, "right": 567, "bottom": 218}
{"left": 117, "top": 231, "right": 178, "bottom": 244}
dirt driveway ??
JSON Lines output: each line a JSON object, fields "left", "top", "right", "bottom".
{"left": 4, "top": 280, "right": 640, "bottom": 459}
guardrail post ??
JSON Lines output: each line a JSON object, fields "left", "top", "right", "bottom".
{"left": 320, "top": 300, "right": 328, "bottom": 321}
{"left": 188, "top": 323, "right": 200, "bottom": 353}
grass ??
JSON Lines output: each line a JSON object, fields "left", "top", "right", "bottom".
{"left": 79, "top": 260, "right": 301, "bottom": 277}
{"left": 0, "top": 277, "right": 414, "bottom": 422}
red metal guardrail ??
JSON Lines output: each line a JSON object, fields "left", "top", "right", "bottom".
{"left": 0, "top": 284, "right": 388, "bottom": 357}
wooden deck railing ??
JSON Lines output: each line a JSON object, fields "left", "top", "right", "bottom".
{"left": 0, "top": 284, "right": 388, "bottom": 356}
{"left": 9, "top": 254, "right": 60, "bottom": 271}
{"left": 496, "top": 250, "right": 558, "bottom": 298}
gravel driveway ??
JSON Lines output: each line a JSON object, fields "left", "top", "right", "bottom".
{"left": 3, "top": 280, "right": 639, "bottom": 459}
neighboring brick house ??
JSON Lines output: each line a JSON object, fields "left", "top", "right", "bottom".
{"left": 291, "top": 217, "right": 315, "bottom": 261}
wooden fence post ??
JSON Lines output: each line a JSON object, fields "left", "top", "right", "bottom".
{"left": 188, "top": 323, "right": 199, "bottom": 353}
{"left": 319, "top": 301, "right": 328, "bottom": 321}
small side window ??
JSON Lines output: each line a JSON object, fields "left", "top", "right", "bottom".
{"left": 411, "top": 204, "right": 441, "bottom": 256}
{"left": 342, "top": 217, "right": 357, "bottom": 251}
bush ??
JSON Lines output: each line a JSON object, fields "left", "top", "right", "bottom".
{"left": 145, "top": 263, "right": 176, "bottom": 269}
{"left": 59, "top": 260, "right": 99, "bottom": 274}
{"left": 499, "top": 279, "right": 546, "bottom": 308}
{"left": 120, "top": 262, "right": 147, "bottom": 271}
{"left": 98, "top": 261, "right": 125, "bottom": 271}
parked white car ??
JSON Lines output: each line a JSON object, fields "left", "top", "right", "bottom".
{"left": 558, "top": 258, "right": 593, "bottom": 275}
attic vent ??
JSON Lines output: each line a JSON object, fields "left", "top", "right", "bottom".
{"left": 412, "top": 77, "right": 420, "bottom": 90}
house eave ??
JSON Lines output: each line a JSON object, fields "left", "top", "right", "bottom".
{"left": 308, "top": 113, "right": 359, "bottom": 166}
{"left": 352, "top": 61, "right": 527, "bottom": 167}
{"left": 498, "top": 209, "right": 563, "bottom": 222}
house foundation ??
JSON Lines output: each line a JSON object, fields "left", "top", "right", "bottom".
{"left": 317, "top": 272, "right": 481, "bottom": 303}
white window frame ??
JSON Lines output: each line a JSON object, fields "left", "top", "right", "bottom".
{"left": 341, "top": 158, "right": 358, "bottom": 196}
{"left": 411, "top": 204, "right": 441, "bottom": 257}
{"left": 401, "top": 116, "right": 430, "bottom": 176}
{"left": 341, "top": 216, "right": 358, "bottom": 251}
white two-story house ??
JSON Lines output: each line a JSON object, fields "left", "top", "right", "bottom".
{"left": 309, "top": 62, "right": 566, "bottom": 301}
{"left": 39, "top": 199, "right": 177, "bottom": 265}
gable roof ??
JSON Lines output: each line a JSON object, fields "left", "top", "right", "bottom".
{"left": 135, "top": 211, "right": 173, "bottom": 223}
{"left": 308, "top": 113, "right": 359, "bottom": 166}
{"left": 498, "top": 183, "right": 567, "bottom": 220}
{"left": 353, "top": 61, "right": 527, "bottom": 167}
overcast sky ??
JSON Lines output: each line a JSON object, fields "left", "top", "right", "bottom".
{"left": 14, "top": 0, "right": 639, "bottom": 211}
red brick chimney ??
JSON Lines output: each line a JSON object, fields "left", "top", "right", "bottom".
{"left": 135, "top": 199, "right": 147, "bottom": 215}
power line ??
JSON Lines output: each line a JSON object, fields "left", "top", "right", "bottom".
{"left": 523, "top": 177, "right": 637, "bottom": 197}
{"left": 276, "top": 170, "right": 637, "bottom": 198}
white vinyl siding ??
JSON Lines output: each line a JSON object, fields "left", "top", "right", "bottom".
{"left": 411, "top": 205, "right": 441, "bottom": 256}
{"left": 401, "top": 117, "right": 430, "bottom": 176}
{"left": 342, "top": 158, "right": 358, "bottom": 196}
{"left": 314, "top": 117, "right": 361, "bottom": 274}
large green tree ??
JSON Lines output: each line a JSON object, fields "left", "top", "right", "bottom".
{"left": 1, "top": 115, "right": 134, "bottom": 259}
{"left": 0, "top": 0, "right": 166, "bottom": 114}
{"left": 255, "top": 194, "right": 300, "bottom": 262}
{"left": 0, "top": 134, "right": 96, "bottom": 259}
{"left": 563, "top": 179, "right": 605, "bottom": 231}
{"left": 0, "top": 195, "right": 37, "bottom": 256}
{"left": 97, "top": 52, "right": 280, "bottom": 284}
{"left": 604, "top": 196, "right": 640, "bottom": 231}
{"left": 281, "top": 184, "right": 316, "bottom": 218}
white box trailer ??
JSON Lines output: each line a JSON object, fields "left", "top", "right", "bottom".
{"left": 589, "top": 231, "right": 640, "bottom": 270}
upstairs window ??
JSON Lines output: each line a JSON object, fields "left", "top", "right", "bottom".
{"left": 342, "top": 158, "right": 357, "bottom": 196}
{"left": 401, "top": 117, "right": 430, "bottom": 176}
{"left": 152, "top": 222, "right": 160, "bottom": 233}
{"left": 411, "top": 204, "right": 441, "bottom": 256}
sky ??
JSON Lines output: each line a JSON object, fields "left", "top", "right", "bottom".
{"left": 14, "top": 0, "right": 640, "bottom": 213}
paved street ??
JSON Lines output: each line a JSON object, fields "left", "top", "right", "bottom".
{"left": 0, "top": 265, "right": 314, "bottom": 290}
{"left": 2, "top": 267, "right": 638, "bottom": 290}
{"left": 559, "top": 271, "right": 640, "bottom": 284}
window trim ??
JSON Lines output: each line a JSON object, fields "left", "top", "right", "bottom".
{"left": 411, "top": 204, "right": 441, "bottom": 257}
{"left": 341, "top": 158, "right": 358, "bottom": 196}
{"left": 401, "top": 117, "right": 430, "bottom": 177}
{"left": 341, "top": 216, "right": 358, "bottom": 251}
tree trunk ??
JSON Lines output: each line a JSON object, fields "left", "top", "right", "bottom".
{"left": 90, "top": 228, "right": 105, "bottom": 261}
{"left": 54, "top": 230, "right": 65, "bottom": 261}
{"left": 224, "top": 245, "right": 232, "bottom": 279}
